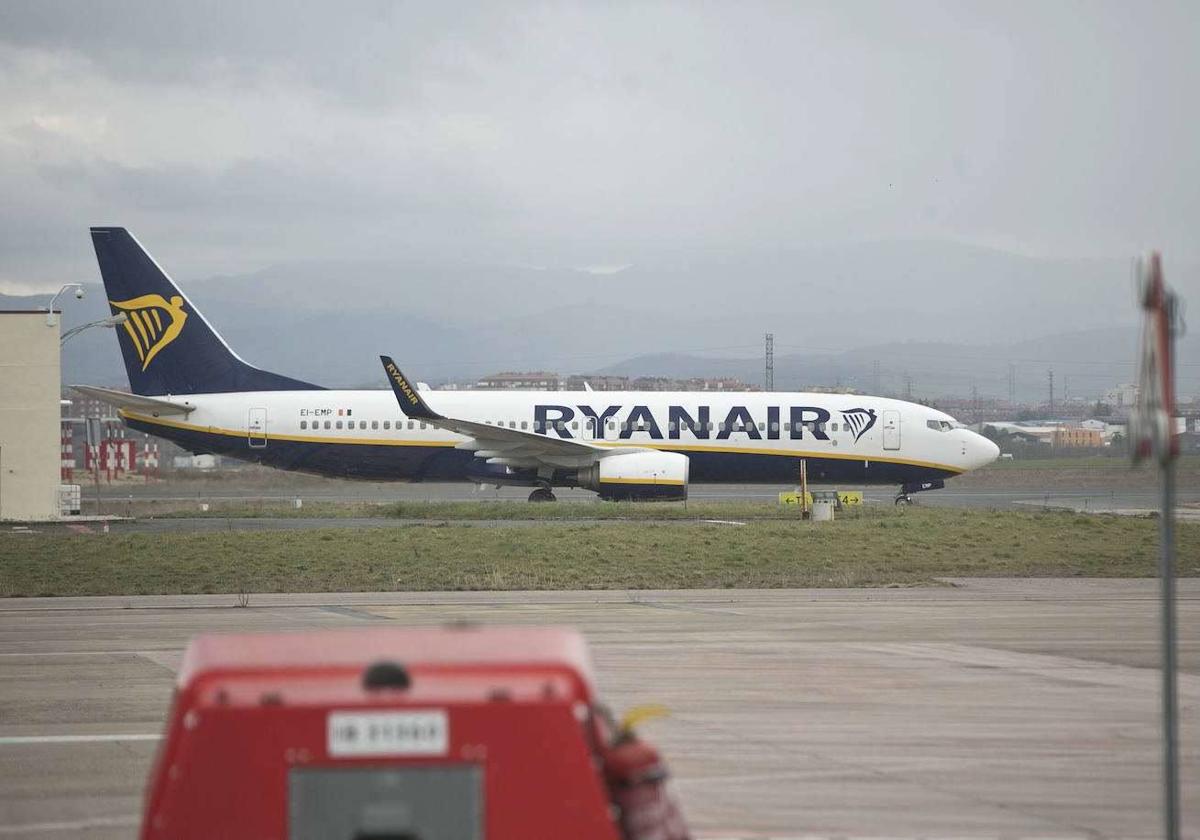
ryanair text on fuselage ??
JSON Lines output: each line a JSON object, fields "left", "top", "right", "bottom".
{"left": 533, "top": 404, "right": 877, "bottom": 443}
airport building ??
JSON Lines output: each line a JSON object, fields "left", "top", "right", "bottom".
{"left": 0, "top": 311, "right": 62, "bottom": 520}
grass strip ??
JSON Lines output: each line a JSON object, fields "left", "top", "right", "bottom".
{"left": 2, "top": 507, "right": 1196, "bottom": 597}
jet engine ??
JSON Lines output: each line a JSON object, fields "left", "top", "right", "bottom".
{"left": 577, "top": 450, "right": 689, "bottom": 501}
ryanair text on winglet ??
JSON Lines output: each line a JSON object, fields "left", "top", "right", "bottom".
{"left": 386, "top": 363, "right": 420, "bottom": 406}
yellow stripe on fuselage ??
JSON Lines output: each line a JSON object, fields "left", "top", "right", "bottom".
{"left": 120, "top": 411, "right": 962, "bottom": 474}
{"left": 120, "top": 411, "right": 460, "bottom": 448}
{"left": 598, "top": 477, "right": 687, "bottom": 486}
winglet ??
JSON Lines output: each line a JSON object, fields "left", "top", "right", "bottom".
{"left": 380, "top": 356, "right": 439, "bottom": 419}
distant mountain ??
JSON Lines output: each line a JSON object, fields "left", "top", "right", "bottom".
{"left": 5, "top": 239, "right": 1196, "bottom": 398}
{"left": 598, "top": 328, "right": 1200, "bottom": 403}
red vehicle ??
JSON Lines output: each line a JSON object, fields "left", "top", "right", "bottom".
{"left": 142, "top": 625, "right": 688, "bottom": 840}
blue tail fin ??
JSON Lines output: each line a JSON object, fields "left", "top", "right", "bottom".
{"left": 90, "top": 227, "right": 323, "bottom": 395}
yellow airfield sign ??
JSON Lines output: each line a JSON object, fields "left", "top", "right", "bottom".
{"left": 778, "top": 490, "right": 863, "bottom": 507}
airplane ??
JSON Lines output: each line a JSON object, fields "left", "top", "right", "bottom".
{"left": 75, "top": 227, "right": 1000, "bottom": 503}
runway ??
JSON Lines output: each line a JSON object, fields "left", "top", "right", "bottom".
{"left": 83, "top": 479, "right": 1200, "bottom": 511}
{"left": 1, "top": 580, "right": 1197, "bottom": 838}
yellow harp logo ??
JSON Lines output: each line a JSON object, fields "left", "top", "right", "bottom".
{"left": 109, "top": 294, "right": 188, "bottom": 371}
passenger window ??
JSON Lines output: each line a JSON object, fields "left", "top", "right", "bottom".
{"left": 360, "top": 421, "right": 367, "bottom": 430}
{"left": 831, "top": 423, "right": 838, "bottom": 432}
{"left": 770, "top": 422, "right": 779, "bottom": 432}
{"left": 509, "top": 421, "right": 516, "bottom": 429}
{"left": 383, "top": 420, "right": 390, "bottom": 430}
{"left": 521, "top": 421, "right": 528, "bottom": 430}
{"left": 621, "top": 422, "right": 629, "bottom": 432}
{"left": 758, "top": 422, "right": 765, "bottom": 431}
{"left": 420, "top": 422, "right": 427, "bottom": 430}
{"left": 324, "top": 420, "right": 331, "bottom": 429}
{"left": 336, "top": 420, "right": 343, "bottom": 429}
{"left": 668, "top": 422, "right": 676, "bottom": 432}
{"left": 408, "top": 421, "right": 414, "bottom": 430}
{"left": 608, "top": 421, "right": 616, "bottom": 431}
{"left": 371, "top": 420, "right": 378, "bottom": 430}
{"left": 300, "top": 420, "right": 307, "bottom": 430}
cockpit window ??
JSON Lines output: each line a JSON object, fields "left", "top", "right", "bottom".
{"left": 927, "top": 419, "right": 955, "bottom": 432}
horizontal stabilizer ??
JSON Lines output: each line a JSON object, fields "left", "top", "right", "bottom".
{"left": 71, "top": 384, "right": 195, "bottom": 416}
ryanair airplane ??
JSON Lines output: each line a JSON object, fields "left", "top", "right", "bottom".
{"left": 77, "top": 228, "right": 999, "bottom": 503}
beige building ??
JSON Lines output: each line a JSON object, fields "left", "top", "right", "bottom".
{"left": 0, "top": 311, "right": 62, "bottom": 520}
{"left": 1051, "top": 426, "right": 1104, "bottom": 448}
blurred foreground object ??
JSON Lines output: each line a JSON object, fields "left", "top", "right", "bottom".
{"left": 1131, "top": 252, "right": 1184, "bottom": 840}
{"left": 141, "top": 626, "right": 689, "bottom": 840}
{"left": 1131, "top": 252, "right": 1182, "bottom": 465}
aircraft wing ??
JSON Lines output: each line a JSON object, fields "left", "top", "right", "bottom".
{"left": 70, "top": 384, "right": 195, "bottom": 416}
{"left": 380, "top": 356, "right": 605, "bottom": 467}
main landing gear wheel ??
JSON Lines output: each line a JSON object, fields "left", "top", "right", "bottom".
{"left": 528, "top": 486, "right": 557, "bottom": 503}
{"left": 894, "top": 494, "right": 913, "bottom": 506}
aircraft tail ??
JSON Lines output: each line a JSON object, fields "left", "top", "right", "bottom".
{"left": 90, "top": 227, "right": 323, "bottom": 395}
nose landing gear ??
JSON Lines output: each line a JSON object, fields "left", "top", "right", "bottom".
{"left": 894, "top": 479, "right": 945, "bottom": 505}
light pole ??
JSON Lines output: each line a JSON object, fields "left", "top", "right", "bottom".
{"left": 45, "top": 283, "right": 85, "bottom": 326}
{"left": 60, "top": 312, "right": 128, "bottom": 346}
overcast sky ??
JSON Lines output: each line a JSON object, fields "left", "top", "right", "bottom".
{"left": 1, "top": 0, "right": 1197, "bottom": 293}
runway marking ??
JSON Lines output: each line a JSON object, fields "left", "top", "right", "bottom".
{"left": 0, "top": 734, "right": 160, "bottom": 745}
{"left": 0, "top": 815, "right": 140, "bottom": 835}
{"left": 0, "top": 650, "right": 154, "bottom": 657}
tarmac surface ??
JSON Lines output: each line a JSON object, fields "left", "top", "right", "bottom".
{"left": 1, "top": 579, "right": 1197, "bottom": 838}
{"left": 78, "top": 478, "right": 1200, "bottom": 510}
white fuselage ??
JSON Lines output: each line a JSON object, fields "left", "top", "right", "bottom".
{"left": 121, "top": 388, "right": 999, "bottom": 486}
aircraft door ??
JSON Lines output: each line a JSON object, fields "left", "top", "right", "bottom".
{"left": 248, "top": 407, "right": 268, "bottom": 448}
{"left": 882, "top": 410, "right": 901, "bottom": 450}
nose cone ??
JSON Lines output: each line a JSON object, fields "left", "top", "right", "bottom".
{"left": 965, "top": 432, "right": 1001, "bottom": 470}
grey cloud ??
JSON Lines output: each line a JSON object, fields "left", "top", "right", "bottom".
{"left": 0, "top": 1, "right": 504, "bottom": 105}
{"left": 0, "top": 0, "right": 1198, "bottom": 310}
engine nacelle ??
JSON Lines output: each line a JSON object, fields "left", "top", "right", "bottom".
{"left": 577, "top": 451, "right": 689, "bottom": 501}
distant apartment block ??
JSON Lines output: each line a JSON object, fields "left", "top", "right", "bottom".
{"left": 477, "top": 372, "right": 759, "bottom": 392}
{"left": 563, "top": 375, "right": 631, "bottom": 391}
{"left": 1102, "top": 383, "right": 1138, "bottom": 408}
{"left": 474, "top": 372, "right": 562, "bottom": 390}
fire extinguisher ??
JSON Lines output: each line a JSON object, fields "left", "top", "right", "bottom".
{"left": 602, "top": 705, "right": 691, "bottom": 840}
